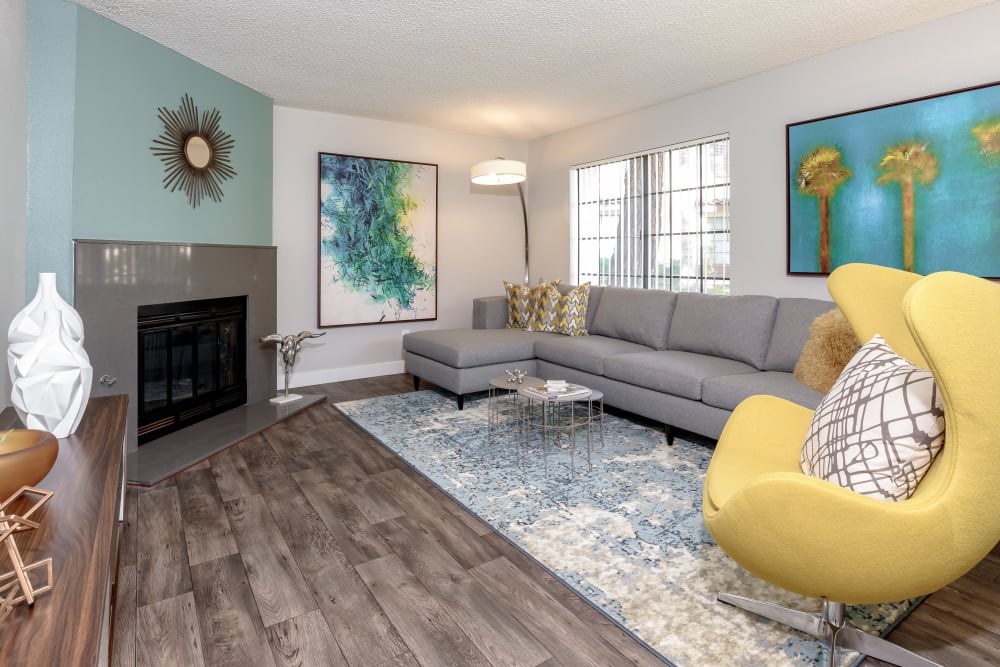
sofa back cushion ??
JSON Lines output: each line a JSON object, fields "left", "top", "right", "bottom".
{"left": 763, "top": 297, "right": 837, "bottom": 372}
{"left": 667, "top": 293, "right": 778, "bottom": 369}
{"left": 589, "top": 287, "right": 676, "bottom": 350}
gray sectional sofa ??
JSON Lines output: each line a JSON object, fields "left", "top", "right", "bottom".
{"left": 403, "top": 285, "right": 835, "bottom": 443}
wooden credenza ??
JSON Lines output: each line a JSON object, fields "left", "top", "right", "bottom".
{"left": 0, "top": 395, "right": 128, "bottom": 666}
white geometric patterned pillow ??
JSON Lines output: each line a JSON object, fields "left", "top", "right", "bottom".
{"left": 800, "top": 334, "right": 945, "bottom": 502}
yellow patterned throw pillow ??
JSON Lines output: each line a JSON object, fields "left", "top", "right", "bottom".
{"left": 530, "top": 283, "right": 591, "bottom": 336}
{"left": 503, "top": 279, "right": 560, "bottom": 329}
{"left": 503, "top": 281, "right": 531, "bottom": 329}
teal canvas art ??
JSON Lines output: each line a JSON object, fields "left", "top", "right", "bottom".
{"left": 318, "top": 153, "right": 437, "bottom": 326}
{"left": 787, "top": 80, "right": 1000, "bottom": 277}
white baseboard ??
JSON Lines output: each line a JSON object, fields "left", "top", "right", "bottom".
{"left": 284, "top": 360, "right": 405, "bottom": 389}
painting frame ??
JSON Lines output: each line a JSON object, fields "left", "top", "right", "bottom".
{"left": 317, "top": 152, "right": 438, "bottom": 328}
{"left": 786, "top": 80, "right": 1000, "bottom": 278}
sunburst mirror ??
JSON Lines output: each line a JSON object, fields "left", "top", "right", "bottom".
{"left": 150, "top": 94, "right": 236, "bottom": 208}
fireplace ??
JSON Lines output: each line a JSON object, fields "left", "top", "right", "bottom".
{"left": 137, "top": 296, "right": 248, "bottom": 444}
{"left": 74, "top": 240, "right": 277, "bottom": 457}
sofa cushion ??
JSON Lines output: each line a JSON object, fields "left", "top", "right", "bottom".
{"left": 589, "top": 287, "right": 676, "bottom": 350}
{"left": 403, "top": 329, "right": 549, "bottom": 368}
{"left": 763, "top": 297, "right": 837, "bottom": 372}
{"left": 667, "top": 293, "right": 778, "bottom": 369}
{"left": 702, "top": 371, "right": 826, "bottom": 412}
{"left": 603, "top": 350, "right": 756, "bottom": 401}
{"left": 534, "top": 335, "right": 652, "bottom": 375}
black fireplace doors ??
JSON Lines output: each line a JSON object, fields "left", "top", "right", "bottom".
{"left": 137, "top": 296, "right": 247, "bottom": 444}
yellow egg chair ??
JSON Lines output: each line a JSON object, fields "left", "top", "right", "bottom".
{"left": 702, "top": 264, "right": 1000, "bottom": 666}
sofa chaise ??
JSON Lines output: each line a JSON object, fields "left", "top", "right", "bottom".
{"left": 402, "top": 284, "right": 835, "bottom": 443}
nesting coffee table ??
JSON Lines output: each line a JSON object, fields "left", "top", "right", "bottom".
{"left": 518, "top": 382, "right": 604, "bottom": 475}
{"left": 487, "top": 374, "right": 543, "bottom": 435}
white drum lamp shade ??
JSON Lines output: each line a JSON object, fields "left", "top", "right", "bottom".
{"left": 471, "top": 159, "right": 527, "bottom": 185}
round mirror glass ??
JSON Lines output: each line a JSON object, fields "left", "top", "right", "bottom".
{"left": 184, "top": 135, "right": 212, "bottom": 169}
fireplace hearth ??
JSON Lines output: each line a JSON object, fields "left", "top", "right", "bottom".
{"left": 137, "top": 296, "right": 247, "bottom": 444}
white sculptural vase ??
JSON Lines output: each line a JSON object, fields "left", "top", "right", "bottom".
{"left": 11, "top": 310, "right": 93, "bottom": 438}
{"left": 8, "top": 273, "right": 85, "bottom": 386}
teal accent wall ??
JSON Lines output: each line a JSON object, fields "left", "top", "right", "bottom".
{"left": 26, "top": 0, "right": 273, "bottom": 299}
{"left": 26, "top": 0, "right": 77, "bottom": 299}
{"left": 72, "top": 10, "right": 272, "bottom": 245}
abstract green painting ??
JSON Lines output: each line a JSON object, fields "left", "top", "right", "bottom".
{"left": 787, "top": 80, "right": 1000, "bottom": 277}
{"left": 318, "top": 153, "right": 437, "bottom": 326}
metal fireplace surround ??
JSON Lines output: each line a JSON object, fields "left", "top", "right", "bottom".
{"left": 73, "top": 240, "right": 278, "bottom": 457}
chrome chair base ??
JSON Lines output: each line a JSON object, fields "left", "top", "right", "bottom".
{"left": 717, "top": 592, "right": 942, "bottom": 667}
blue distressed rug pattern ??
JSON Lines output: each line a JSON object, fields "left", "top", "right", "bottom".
{"left": 335, "top": 390, "right": 919, "bottom": 666}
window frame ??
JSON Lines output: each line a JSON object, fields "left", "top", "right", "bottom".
{"left": 570, "top": 134, "right": 730, "bottom": 294}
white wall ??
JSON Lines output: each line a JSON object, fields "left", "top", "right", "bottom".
{"left": 275, "top": 3, "right": 1000, "bottom": 384}
{"left": 0, "top": 0, "right": 27, "bottom": 409}
{"left": 273, "top": 106, "right": 528, "bottom": 386}
{"left": 528, "top": 2, "right": 1000, "bottom": 300}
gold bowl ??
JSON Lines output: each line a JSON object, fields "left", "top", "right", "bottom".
{"left": 0, "top": 429, "right": 58, "bottom": 502}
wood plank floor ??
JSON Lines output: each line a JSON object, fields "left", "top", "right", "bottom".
{"left": 112, "top": 374, "right": 1000, "bottom": 666}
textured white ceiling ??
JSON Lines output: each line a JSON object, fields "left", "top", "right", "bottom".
{"left": 73, "top": 0, "right": 993, "bottom": 140}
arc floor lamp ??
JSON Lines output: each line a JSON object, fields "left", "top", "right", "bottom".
{"left": 471, "top": 158, "right": 529, "bottom": 284}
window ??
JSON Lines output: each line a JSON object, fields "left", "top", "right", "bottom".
{"left": 571, "top": 135, "right": 730, "bottom": 294}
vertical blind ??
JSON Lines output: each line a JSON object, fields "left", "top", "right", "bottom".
{"left": 572, "top": 135, "right": 730, "bottom": 294}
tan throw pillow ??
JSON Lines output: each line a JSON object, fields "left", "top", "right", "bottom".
{"left": 794, "top": 308, "right": 859, "bottom": 393}
{"left": 503, "top": 279, "right": 559, "bottom": 329}
{"left": 800, "top": 334, "right": 945, "bottom": 502}
{"left": 530, "top": 283, "right": 590, "bottom": 335}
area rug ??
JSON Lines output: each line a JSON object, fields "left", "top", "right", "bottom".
{"left": 335, "top": 390, "right": 920, "bottom": 666}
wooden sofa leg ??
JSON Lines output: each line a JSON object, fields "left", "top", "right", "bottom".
{"left": 457, "top": 394, "right": 465, "bottom": 410}
{"left": 664, "top": 424, "right": 674, "bottom": 446}
{"left": 413, "top": 376, "right": 421, "bottom": 391}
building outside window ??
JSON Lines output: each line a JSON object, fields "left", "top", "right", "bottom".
{"left": 571, "top": 134, "right": 730, "bottom": 295}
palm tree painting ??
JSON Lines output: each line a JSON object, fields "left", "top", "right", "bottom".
{"left": 876, "top": 141, "right": 939, "bottom": 273}
{"left": 797, "top": 146, "right": 852, "bottom": 273}
{"left": 788, "top": 81, "right": 1000, "bottom": 277}
{"left": 973, "top": 115, "right": 1000, "bottom": 167}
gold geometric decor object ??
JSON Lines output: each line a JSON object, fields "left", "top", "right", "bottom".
{"left": 150, "top": 93, "right": 237, "bottom": 208}
{"left": 0, "top": 486, "right": 54, "bottom": 624}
